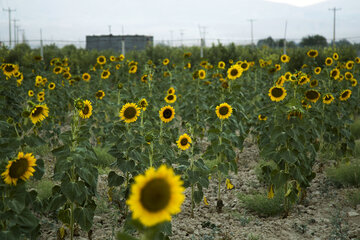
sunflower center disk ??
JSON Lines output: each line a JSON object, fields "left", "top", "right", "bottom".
{"left": 124, "top": 107, "right": 137, "bottom": 119}
{"left": 219, "top": 106, "right": 229, "bottom": 116}
{"left": 140, "top": 178, "right": 171, "bottom": 212}
{"left": 180, "top": 138, "right": 188, "bottom": 146}
{"left": 163, "top": 109, "right": 172, "bottom": 119}
{"left": 5, "top": 65, "right": 14, "bottom": 72}
{"left": 32, "top": 107, "right": 43, "bottom": 117}
{"left": 167, "top": 95, "right": 174, "bottom": 100}
{"left": 306, "top": 91, "right": 319, "bottom": 100}
{"left": 230, "top": 69, "right": 238, "bottom": 76}
{"left": 9, "top": 158, "right": 29, "bottom": 178}
{"left": 271, "top": 88, "right": 284, "bottom": 98}
{"left": 342, "top": 92, "right": 349, "bottom": 98}
{"left": 83, "top": 106, "right": 90, "bottom": 115}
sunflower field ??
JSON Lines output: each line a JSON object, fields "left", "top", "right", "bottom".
{"left": 0, "top": 43, "right": 359, "bottom": 240}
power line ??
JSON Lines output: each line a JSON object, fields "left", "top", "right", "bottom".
{"left": 247, "top": 19, "right": 256, "bottom": 45}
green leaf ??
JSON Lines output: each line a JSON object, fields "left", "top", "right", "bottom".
{"left": 194, "top": 190, "right": 203, "bottom": 203}
{"left": 116, "top": 232, "right": 139, "bottom": 240}
{"left": 74, "top": 206, "right": 94, "bottom": 231}
{"left": 61, "top": 181, "right": 86, "bottom": 204}
{"left": 48, "top": 195, "right": 67, "bottom": 211}
{"left": 58, "top": 209, "right": 71, "bottom": 225}
{"left": 33, "top": 158, "right": 44, "bottom": 180}
{"left": 108, "top": 171, "right": 124, "bottom": 187}
{"left": 15, "top": 208, "right": 39, "bottom": 233}
{"left": 77, "top": 166, "right": 98, "bottom": 187}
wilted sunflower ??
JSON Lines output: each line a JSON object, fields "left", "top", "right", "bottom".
{"left": 176, "top": 133, "right": 192, "bottom": 150}
{"left": 167, "top": 87, "right": 175, "bottom": 95}
{"left": 307, "top": 49, "right": 318, "bottom": 58}
{"left": 333, "top": 53, "right": 339, "bottom": 60}
{"left": 287, "top": 111, "right": 303, "bottom": 120}
{"left": 323, "top": 94, "right": 334, "bottom": 104}
{"left": 53, "top": 66, "right": 63, "bottom": 75}
{"left": 101, "top": 70, "right": 111, "bottom": 79}
{"left": 339, "top": 89, "right": 352, "bottom": 101}
{"left": 268, "top": 86, "right": 287, "bottom": 102}
{"left": 344, "top": 72, "right": 353, "bottom": 80}
{"left": 165, "top": 94, "right": 176, "bottom": 104}
{"left": 227, "top": 65, "right": 243, "bottom": 80}
{"left": 48, "top": 82, "right": 56, "bottom": 90}
{"left": 29, "top": 104, "right": 49, "bottom": 124}
{"left": 119, "top": 103, "right": 141, "bottom": 123}
{"left": 95, "top": 90, "right": 105, "bottom": 100}
{"left": 305, "top": 90, "right": 321, "bottom": 103}
{"left": 215, "top": 103, "right": 233, "bottom": 120}
{"left": 1, "top": 152, "right": 37, "bottom": 186}
{"left": 126, "top": 165, "right": 185, "bottom": 227}
{"left": 310, "top": 79, "right": 318, "bottom": 88}
{"left": 159, "top": 106, "right": 175, "bottom": 123}
{"left": 79, "top": 100, "right": 93, "bottom": 119}
{"left": 330, "top": 68, "right": 340, "bottom": 80}
{"left": 198, "top": 69, "right": 206, "bottom": 79}
{"left": 258, "top": 114, "right": 267, "bottom": 121}
{"left": 280, "top": 54, "right": 290, "bottom": 63}
{"left": 345, "top": 61, "right": 354, "bottom": 70}
{"left": 325, "top": 57, "right": 333, "bottom": 66}
{"left": 138, "top": 98, "right": 148, "bottom": 111}
{"left": 163, "top": 58, "right": 170, "bottom": 66}
{"left": 314, "top": 67, "right": 321, "bottom": 75}
{"left": 298, "top": 76, "right": 310, "bottom": 86}
{"left": 97, "top": 56, "right": 106, "bottom": 65}
{"left": 276, "top": 76, "right": 285, "bottom": 86}
{"left": 218, "top": 61, "right": 226, "bottom": 69}
{"left": 28, "top": 90, "right": 34, "bottom": 97}
{"left": 129, "top": 65, "right": 138, "bottom": 74}
{"left": 82, "top": 73, "right": 91, "bottom": 82}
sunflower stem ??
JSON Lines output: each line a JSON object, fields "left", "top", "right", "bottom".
{"left": 69, "top": 201, "right": 75, "bottom": 240}
{"left": 217, "top": 172, "right": 222, "bottom": 200}
{"left": 149, "top": 142, "right": 153, "bottom": 167}
{"left": 159, "top": 120, "right": 163, "bottom": 145}
{"left": 13, "top": 123, "right": 20, "bottom": 138}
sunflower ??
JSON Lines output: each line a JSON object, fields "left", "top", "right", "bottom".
{"left": 307, "top": 49, "right": 318, "bottom": 58}
{"left": 268, "top": 86, "right": 287, "bottom": 102}
{"left": 275, "top": 64, "right": 281, "bottom": 71}
{"left": 37, "top": 96, "right": 45, "bottom": 103}
{"left": 323, "top": 94, "right": 334, "bottom": 104}
{"left": 159, "top": 106, "right": 175, "bottom": 123}
{"left": 1, "top": 152, "right": 37, "bottom": 186}
{"left": 330, "top": 68, "right": 340, "bottom": 80}
{"left": 2, "top": 63, "right": 18, "bottom": 77}
{"left": 218, "top": 61, "right": 226, "bottom": 69}
{"left": 163, "top": 58, "right": 170, "bottom": 66}
{"left": 225, "top": 178, "right": 234, "bottom": 190}
{"left": 240, "top": 61, "right": 250, "bottom": 71}
{"left": 29, "top": 104, "right": 49, "bottom": 124}
{"left": 198, "top": 69, "right": 206, "bottom": 79}
{"left": 28, "top": 90, "right": 34, "bottom": 97}
{"left": 276, "top": 76, "right": 285, "bottom": 87}
{"left": 324, "top": 57, "right": 333, "bottom": 66}
{"left": 63, "top": 71, "right": 71, "bottom": 80}
{"left": 129, "top": 65, "right": 138, "bottom": 74}
{"left": 119, "top": 103, "right": 141, "bottom": 123}
{"left": 53, "top": 66, "right": 63, "bottom": 75}
{"left": 97, "top": 56, "right": 106, "bottom": 65}
{"left": 110, "top": 56, "right": 116, "bottom": 62}
{"left": 355, "top": 57, "right": 360, "bottom": 64}
{"left": 101, "top": 70, "right": 110, "bottom": 79}
{"left": 126, "top": 165, "right": 185, "bottom": 227}
{"left": 305, "top": 90, "right": 321, "bottom": 103}
{"left": 287, "top": 111, "right": 302, "bottom": 120}
{"left": 309, "top": 79, "right": 318, "bottom": 88}
{"left": 141, "top": 74, "right": 149, "bottom": 83}
{"left": 333, "top": 53, "right": 339, "bottom": 60}
{"left": 258, "top": 114, "right": 267, "bottom": 121}
{"left": 339, "top": 89, "right": 352, "bottom": 101}
{"left": 215, "top": 103, "right": 233, "bottom": 120}
{"left": 184, "top": 52, "right": 192, "bottom": 58}
{"left": 119, "top": 54, "right": 125, "bottom": 61}
{"left": 284, "top": 72, "right": 292, "bottom": 81}
{"left": 79, "top": 100, "right": 93, "bottom": 119}
{"left": 298, "top": 76, "right": 310, "bottom": 86}
{"left": 314, "top": 67, "right": 321, "bottom": 75}
{"left": 95, "top": 90, "right": 105, "bottom": 100}
{"left": 165, "top": 94, "right": 176, "bottom": 104}
{"left": 345, "top": 61, "right": 354, "bottom": 70}
{"left": 280, "top": 54, "right": 290, "bottom": 63}
{"left": 351, "top": 79, "right": 357, "bottom": 87}
{"left": 35, "top": 76, "right": 43, "bottom": 85}
{"left": 344, "top": 72, "right": 353, "bottom": 80}
{"left": 34, "top": 56, "right": 42, "bottom": 61}
{"left": 48, "top": 82, "right": 56, "bottom": 90}
{"left": 176, "top": 134, "right": 192, "bottom": 150}
{"left": 82, "top": 73, "right": 91, "bottom": 82}
{"left": 167, "top": 87, "right": 175, "bottom": 95}
{"left": 227, "top": 65, "right": 243, "bottom": 80}
{"left": 184, "top": 62, "right": 191, "bottom": 69}
{"left": 138, "top": 98, "right": 148, "bottom": 111}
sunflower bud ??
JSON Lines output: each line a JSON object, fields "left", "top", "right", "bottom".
{"left": 118, "top": 83, "right": 123, "bottom": 89}
{"left": 27, "top": 100, "right": 36, "bottom": 108}
{"left": 6, "top": 117, "right": 13, "bottom": 124}
{"left": 145, "top": 134, "right": 153, "bottom": 142}
{"left": 74, "top": 99, "right": 84, "bottom": 110}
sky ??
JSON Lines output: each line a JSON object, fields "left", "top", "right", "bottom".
{"left": 0, "top": 0, "right": 359, "bottom": 48}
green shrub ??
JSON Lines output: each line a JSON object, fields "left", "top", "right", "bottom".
{"left": 93, "top": 146, "right": 116, "bottom": 168}
{"left": 34, "top": 179, "right": 54, "bottom": 200}
{"left": 354, "top": 140, "right": 360, "bottom": 158}
{"left": 238, "top": 190, "right": 285, "bottom": 217}
{"left": 326, "top": 159, "right": 360, "bottom": 187}
{"left": 350, "top": 119, "right": 360, "bottom": 139}
{"left": 346, "top": 189, "right": 360, "bottom": 208}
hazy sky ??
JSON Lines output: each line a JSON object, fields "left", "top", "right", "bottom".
{"left": 0, "top": 0, "right": 359, "bottom": 48}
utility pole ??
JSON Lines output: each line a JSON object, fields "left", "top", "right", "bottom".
{"left": 329, "top": 7, "right": 341, "bottom": 48}
{"left": 108, "top": 25, "right": 112, "bottom": 35}
{"left": 283, "top": 20, "right": 288, "bottom": 55}
{"left": 40, "top": 29, "right": 44, "bottom": 59}
{"left": 121, "top": 25, "right": 125, "bottom": 57}
{"left": 12, "top": 19, "right": 19, "bottom": 46}
{"left": 170, "top": 30, "right": 173, "bottom": 47}
{"left": 198, "top": 25, "right": 206, "bottom": 58}
{"left": 3, "top": 8, "right": 16, "bottom": 48}
{"left": 247, "top": 19, "right": 256, "bottom": 46}
{"left": 179, "top": 29, "right": 184, "bottom": 47}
